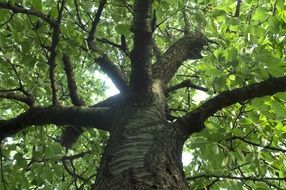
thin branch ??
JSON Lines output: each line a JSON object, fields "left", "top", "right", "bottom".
{"left": 2, "top": 57, "right": 34, "bottom": 101}
{"left": 97, "top": 37, "right": 129, "bottom": 56}
{"left": 73, "top": 0, "right": 87, "bottom": 31}
{"left": 166, "top": 79, "right": 208, "bottom": 94}
{"left": 0, "top": 92, "right": 34, "bottom": 106}
{"left": 62, "top": 54, "right": 85, "bottom": 106}
{"left": 95, "top": 55, "right": 129, "bottom": 93}
{"left": 86, "top": 0, "right": 107, "bottom": 50}
{"left": 129, "top": 0, "right": 153, "bottom": 99}
{"left": 62, "top": 160, "right": 85, "bottom": 181}
{"left": 97, "top": 38, "right": 122, "bottom": 49}
{"left": 0, "top": 88, "right": 20, "bottom": 93}
{"left": 152, "top": 35, "right": 208, "bottom": 84}
{"left": 0, "top": 2, "right": 56, "bottom": 26}
{"left": 176, "top": 77, "right": 286, "bottom": 136}
{"left": 4, "top": 57, "right": 24, "bottom": 90}
{"left": 187, "top": 174, "right": 286, "bottom": 182}
{"left": 0, "top": 12, "right": 15, "bottom": 27}
{"left": 61, "top": 151, "right": 91, "bottom": 161}
{"left": 0, "top": 106, "right": 111, "bottom": 142}
{"left": 232, "top": 136, "right": 286, "bottom": 153}
{"left": 0, "top": 149, "right": 7, "bottom": 190}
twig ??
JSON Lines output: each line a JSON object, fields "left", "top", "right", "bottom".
{"left": 73, "top": 0, "right": 87, "bottom": 31}
{"left": 61, "top": 151, "right": 91, "bottom": 161}
{"left": 0, "top": 12, "right": 15, "bottom": 27}
{"left": 232, "top": 136, "right": 286, "bottom": 153}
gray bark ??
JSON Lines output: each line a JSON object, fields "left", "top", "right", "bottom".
{"left": 92, "top": 106, "right": 189, "bottom": 189}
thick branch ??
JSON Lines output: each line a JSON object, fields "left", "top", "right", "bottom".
{"left": 0, "top": 92, "right": 34, "bottom": 106}
{"left": 234, "top": 0, "right": 242, "bottom": 17}
{"left": 95, "top": 55, "right": 129, "bottom": 93}
{"left": 48, "top": 0, "right": 65, "bottom": 106}
{"left": 0, "top": 2, "right": 56, "bottom": 26}
{"left": 176, "top": 77, "right": 286, "bottom": 136}
{"left": 166, "top": 79, "right": 208, "bottom": 94}
{"left": 0, "top": 106, "right": 111, "bottom": 142}
{"left": 86, "top": 0, "right": 107, "bottom": 50}
{"left": 62, "top": 54, "right": 85, "bottom": 106}
{"left": 92, "top": 94, "right": 124, "bottom": 107}
{"left": 152, "top": 35, "right": 207, "bottom": 84}
{"left": 129, "top": 0, "right": 153, "bottom": 98}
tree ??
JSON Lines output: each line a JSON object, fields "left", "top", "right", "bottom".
{"left": 0, "top": 0, "right": 285, "bottom": 189}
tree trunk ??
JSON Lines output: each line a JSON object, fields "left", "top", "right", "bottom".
{"left": 92, "top": 106, "right": 189, "bottom": 189}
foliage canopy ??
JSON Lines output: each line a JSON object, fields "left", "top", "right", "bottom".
{"left": 0, "top": 0, "right": 285, "bottom": 189}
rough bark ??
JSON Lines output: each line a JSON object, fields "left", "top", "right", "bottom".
{"left": 92, "top": 106, "right": 189, "bottom": 190}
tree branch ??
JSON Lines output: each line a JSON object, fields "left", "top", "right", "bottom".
{"left": 62, "top": 54, "right": 85, "bottom": 106}
{"left": 151, "top": 38, "right": 162, "bottom": 62}
{"left": 129, "top": 0, "right": 153, "bottom": 99}
{"left": 0, "top": 2, "right": 56, "bottom": 26}
{"left": 60, "top": 52, "right": 86, "bottom": 148}
{"left": 61, "top": 151, "right": 91, "bottom": 161}
{"left": 234, "top": 0, "right": 242, "bottom": 17}
{"left": 0, "top": 92, "right": 34, "bottom": 106}
{"left": 176, "top": 77, "right": 286, "bottom": 136}
{"left": 92, "top": 94, "right": 124, "bottom": 107}
{"left": 62, "top": 159, "right": 85, "bottom": 181}
{"left": 95, "top": 55, "right": 129, "bottom": 94}
{"left": 232, "top": 136, "right": 286, "bottom": 153}
{"left": 73, "top": 0, "right": 87, "bottom": 31}
{"left": 152, "top": 35, "right": 207, "bottom": 84}
{"left": 187, "top": 174, "right": 286, "bottom": 182}
{"left": 182, "top": 5, "right": 191, "bottom": 36}
{"left": 86, "top": 0, "right": 107, "bottom": 50}
{"left": 47, "top": 0, "right": 66, "bottom": 106}
{"left": 166, "top": 79, "right": 208, "bottom": 94}
{"left": 0, "top": 106, "right": 111, "bottom": 142}
{"left": 97, "top": 37, "right": 129, "bottom": 56}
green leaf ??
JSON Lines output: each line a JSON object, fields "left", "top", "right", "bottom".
{"left": 271, "top": 101, "right": 286, "bottom": 117}
{"left": 31, "top": 0, "right": 42, "bottom": 10}
{"left": 115, "top": 24, "right": 131, "bottom": 35}
{"left": 212, "top": 9, "right": 226, "bottom": 17}
{"left": 269, "top": 17, "right": 281, "bottom": 33}
{"left": 213, "top": 76, "right": 227, "bottom": 90}
{"left": 253, "top": 7, "right": 269, "bottom": 21}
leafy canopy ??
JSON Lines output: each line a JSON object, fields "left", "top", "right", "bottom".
{"left": 0, "top": 0, "right": 285, "bottom": 189}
